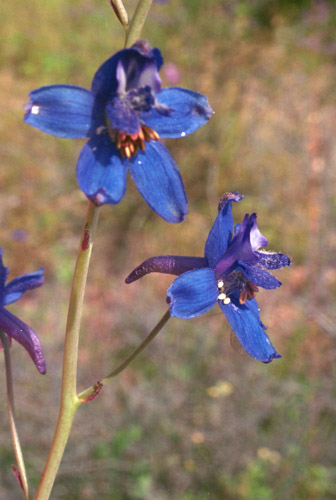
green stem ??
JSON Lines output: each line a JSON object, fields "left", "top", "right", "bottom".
{"left": 0, "top": 330, "right": 30, "bottom": 500}
{"left": 125, "top": 0, "right": 153, "bottom": 47}
{"left": 33, "top": 202, "right": 100, "bottom": 500}
{"left": 78, "top": 309, "right": 170, "bottom": 402}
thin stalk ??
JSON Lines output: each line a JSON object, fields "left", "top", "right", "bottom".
{"left": 33, "top": 202, "right": 100, "bottom": 500}
{"left": 78, "top": 309, "right": 170, "bottom": 402}
{"left": 0, "top": 330, "right": 30, "bottom": 500}
{"left": 109, "top": 0, "right": 129, "bottom": 28}
{"left": 125, "top": 0, "right": 153, "bottom": 47}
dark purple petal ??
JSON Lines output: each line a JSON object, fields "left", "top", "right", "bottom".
{"left": 218, "top": 296, "right": 281, "bottom": 363}
{"left": 91, "top": 43, "right": 163, "bottom": 101}
{"left": 4, "top": 268, "right": 44, "bottom": 306}
{"left": 215, "top": 213, "right": 259, "bottom": 276}
{"left": 24, "top": 85, "right": 98, "bottom": 139}
{"left": 106, "top": 98, "right": 140, "bottom": 135}
{"left": 256, "top": 251, "right": 291, "bottom": 270}
{"left": 140, "top": 87, "right": 213, "bottom": 138}
{"left": 118, "top": 40, "right": 162, "bottom": 93}
{"left": 238, "top": 263, "right": 282, "bottom": 290}
{"left": 128, "top": 140, "right": 188, "bottom": 223}
{"left": 0, "top": 307, "right": 46, "bottom": 374}
{"left": 125, "top": 256, "right": 208, "bottom": 283}
{"left": 76, "top": 135, "right": 127, "bottom": 205}
{"left": 167, "top": 268, "right": 218, "bottom": 319}
{"left": 204, "top": 192, "right": 243, "bottom": 268}
{"left": 249, "top": 214, "right": 268, "bottom": 250}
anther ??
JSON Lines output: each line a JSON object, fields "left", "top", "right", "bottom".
{"left": 217, "top": 280, "right": 224, "bottom": 289}
{"left": 124, "top": 146, "right": 131, "bottom": 158}
{"left": 138, "top": 128, "right": 145, "bottom": 141}
{"left": 239, "top": 288, "right": 248, "bottom": 305}
{"left": 223, "top": 297, "right": 231, "bottom": 305}
{"left": 218, "top": 292, "right": 226, "bottom": 301}
{"left": 114, "top": 125, "right": 160, "bottom": 158}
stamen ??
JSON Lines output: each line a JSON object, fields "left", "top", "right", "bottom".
{"left": 239, "top": 288, "right": 248, "bottom": 305}
{"left": 138, "top": 128, "right": 145, "bottom": 141}
{"left": 217, "top": 280, "right": 224, "bottom": 289}
{"left": 114, "top": 126, "right": 160, "bottom": 158}
{"left": 124, "top": 146, "right": 131, "bottom": 159}
{"left": 246, "top": 281, "right": 259, "bottom": 300}
{"left": 223, "top": 297, "right": 231, "bottom": 305}
{"left": 239, "top": 281, "right": 259, "bottom": 304}
{"left": 218, "top": 292, "right": 226, "bottom": 300}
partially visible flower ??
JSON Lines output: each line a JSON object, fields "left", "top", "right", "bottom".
{"left": 126, "top": 192, "right": 291, "bottom": 363}
{"left": 0, "top": 249, "right": 45, "bottom": 374}
{"left": 163, "top": 63, "right": 181, "bottom": 85}
{"left": 24, "top": 40, "right": 213, "bottom": 224}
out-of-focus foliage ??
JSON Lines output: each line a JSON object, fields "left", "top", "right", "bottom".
{"left": 1, "top": 0, "right": 336, "bottom": 499}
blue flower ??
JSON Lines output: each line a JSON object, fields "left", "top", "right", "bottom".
{"left": 24, "top": 40, "right": 213, "bottom": 223}
{"left": 0, "top": 249, "right": 46, "bottom": 374}
{"left": 125, "top": 192, "right": 291, "bottom": 363}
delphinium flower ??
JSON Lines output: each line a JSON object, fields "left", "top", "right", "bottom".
{"left": 0, "top": 248, "right": 45, "bottom": 373}
{"left": 126, "top": 192, "right": 291, "bottom": 362}
{"left": 24, "top": 40, "right": 213, "bottom": 223}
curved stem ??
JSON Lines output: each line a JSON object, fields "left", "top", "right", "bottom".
{"left": 0, "top": 330, "right": 30, "bottom": 500}
{"left": 78, "top": 309, "right": 170, "bottom": 402}
{"left": 125, "top": 0, "right": 153, "bottom": 47}
{"left": 33, "top": 202, "right": 100, "bottom": 500}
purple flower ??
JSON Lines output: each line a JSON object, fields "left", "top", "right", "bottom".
{"left": 24, "top": 40, "right": 213, "bottom": 224}
{"left": 126, "top": 192, "right": 291, "bottom": 363}
{"left": 0, "top": 249, "right": 45, "bottom": 374}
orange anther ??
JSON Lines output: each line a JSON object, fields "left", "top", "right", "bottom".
{"left": 239, "top": 289, "right": 248, "bottom": 305}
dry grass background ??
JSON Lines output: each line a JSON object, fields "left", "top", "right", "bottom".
{"left": 1, "top": 0, "right": 336, "bottom": 498}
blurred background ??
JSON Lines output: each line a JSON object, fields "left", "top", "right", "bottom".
{"left": 1, "top": 0, "right": 336, "bottom": 498}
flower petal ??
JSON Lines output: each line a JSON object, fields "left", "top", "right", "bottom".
{"left": 218, "top": 296, "right": 281, "bottom": 363}
{"left": 215, "top": 213, "right": 259, "bottom": 276}
{"left": 204, "top": 192, "right": 243, "bottom": 268}
{"left": 249, "top": 214, "right": 268, "bottom": 250}
{"left": 4, "top": 268, "right": 44, "bottom": 306}
{"left": 256, "top": 251, "right": 291, "bottom": 270}
{"left": 24, "top": 85, "right": 97, "bottom": 139}
{"left": 167, "top": 267, "right": 218, "bottom": 319}
{"left": 238, "top": 263, "right": 282, "bottom": 290}
{"left": 91, "top": 43, "right": 163, "bottom": 100}
{"left": 128, "top": 141, "right": 188, "bottom": 223}
{"left": 125, "top": 255, "right": 208, "bottom": 283}
{"left": 141, "top": 87, "right": 213, "bottom": 138}
{"left": 116, "top": 43, "right": 162, "bottom": 93}
{"left": 0, "top": 307, "right": 46, "bottom": 374}
{"left": 76, "top": 135, "right": 127, "bottom": 205}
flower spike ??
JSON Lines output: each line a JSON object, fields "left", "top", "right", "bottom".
{"left": 126, "top": 193, "right": 291, "bottom": 363}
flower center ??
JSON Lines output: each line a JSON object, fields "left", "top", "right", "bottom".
{"left": 216, "top": 272, "right": 259, "bottom": 306}
{"left": 115, "top": 125, "right": 160, "bottom": 159}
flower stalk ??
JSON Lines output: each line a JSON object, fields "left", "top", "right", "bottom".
{"left": 33, "top": 202, "right": 100, "bottom": 500}
{"left": 125, "top": 0, "right": 153, "bottom": 47}
{"left": 78, "top": 308, "right": 171, "bottom": 402}
{"left": 0, "top": 330, "right": 30, "bottom": 500}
